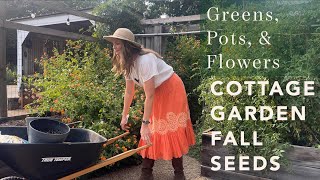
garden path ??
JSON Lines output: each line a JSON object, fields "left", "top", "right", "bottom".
{"left": 92, "top": 155, "right": 209, "bottom": 180}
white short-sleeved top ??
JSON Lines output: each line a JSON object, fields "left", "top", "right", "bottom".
{"left": 126, "top": 53, "right": 174, "bottom": 88}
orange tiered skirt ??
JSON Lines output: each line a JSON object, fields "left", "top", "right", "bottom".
{"left": 138, "top": 73, "right": 196, "bottom": 160}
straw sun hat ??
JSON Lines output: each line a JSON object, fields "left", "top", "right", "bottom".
{"left": 103, "top": 28, "right": 141, "bottom": 48}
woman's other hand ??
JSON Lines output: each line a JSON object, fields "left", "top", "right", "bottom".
{"left": 120, "top": 115, "right": 129, "bottom": 130}
{"left": 140, "top": 124, "right": 151, "bottom": 144}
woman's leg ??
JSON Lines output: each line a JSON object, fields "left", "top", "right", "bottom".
{"left": 139, "top": 158, "right": 155, "bottom": 180}
{"left": 172, "top": 156, "right": 186, "bottom": 180}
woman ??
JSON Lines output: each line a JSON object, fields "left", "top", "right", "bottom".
{"left": 104, "top": 28, "right": 195, "bottom": 180}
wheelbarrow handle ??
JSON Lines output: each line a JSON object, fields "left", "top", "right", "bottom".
{"left": 58, "top": 143, "right": 153, "bottom": 180}
{"left": 105, "top": 131, "right": 130, "bottom": 146}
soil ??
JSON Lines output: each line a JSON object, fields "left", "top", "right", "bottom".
{"left": 40, "top": 128, "right": 65, "bottom": 134}
{"left": 0, "top": 119, "right": 26, "bottom": 127}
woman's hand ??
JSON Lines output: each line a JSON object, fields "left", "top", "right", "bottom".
{"left": 140, "top": 124, "right": 151, "bottom": 144}
{"left": 120, "top": 115, "right": 129, "bottom": 130}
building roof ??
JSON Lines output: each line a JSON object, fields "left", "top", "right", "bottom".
{"left": 8, "top": 7, "right": 94, "bottom": 22}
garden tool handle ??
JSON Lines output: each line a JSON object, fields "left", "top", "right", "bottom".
{"left": 59, "top": 143, "right": 153, "bottom": 180}
{"left": 105, "top": 131, "right": 130, "bottom": 146}
{"left": 66, "top": 121, "right": 82, "bottom": 127}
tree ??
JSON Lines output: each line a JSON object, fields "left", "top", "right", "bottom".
{"left": 146, "top": 0, "right": 201, "bottom": 18}
{"left": 145, "top": 0, "right": 269, "bottom": 19}
{"left": 94, "top": 0, "right": 146, "bottom": 37}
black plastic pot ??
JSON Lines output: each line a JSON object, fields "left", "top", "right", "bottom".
{"left": 25, "top": 117, "right": 60, "bottom": 135}
{"left": 28, "top": 118, "right": 70, "bottom": 143}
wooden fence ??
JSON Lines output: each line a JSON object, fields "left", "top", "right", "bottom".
{"left": 136, "top": 14, "right": 203, "bottom": 55}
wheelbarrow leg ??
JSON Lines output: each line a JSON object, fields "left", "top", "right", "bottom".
{"left": 58, "top": 143, "right": 152, "bottom": 180}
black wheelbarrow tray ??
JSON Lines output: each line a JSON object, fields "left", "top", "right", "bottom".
{"left": 0, "top": 126, "right": 151, "bottom": 180}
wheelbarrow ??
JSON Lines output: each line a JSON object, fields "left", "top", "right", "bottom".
{"left": 0, "top": 126, "right": 151, "bottom": 180}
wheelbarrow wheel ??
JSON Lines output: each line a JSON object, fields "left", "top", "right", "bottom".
{"left": 0, "top": 176, "right": 25, "bottom": 180}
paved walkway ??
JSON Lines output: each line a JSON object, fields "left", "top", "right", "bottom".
{"left": 92, "top": 156, "right": 209, "bottom": 180}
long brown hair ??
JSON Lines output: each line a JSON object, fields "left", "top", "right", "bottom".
{"left": 111, "top": 40, "right": 162, "bottom": 77}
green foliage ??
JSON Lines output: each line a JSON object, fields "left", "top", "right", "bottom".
{"left": 94, "top": 0, "right": 145, "bottom": 38}
{"left": 146, "top": 0, "right": 201, "bottom": 18}
{"left": 194, "top": 0, "right": 320, "bottom": 164}
{"left": 146, "top": 0, "right": 268, "bottom": 18}
{"left": 26, "top": 40, "right": 144, "bottom": 168}
{"left": 80, "top": 120, "right": 141, "bottom": 169}
{"left": 6, "top": 66, "right": 17, "bottom": 85}
{"left": 280, "top": 48, "right": 320, "bottom": 145}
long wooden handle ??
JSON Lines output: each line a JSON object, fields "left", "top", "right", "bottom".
{"left": 66, "top": 121, "right": 82, "bottom": 127}
{"left": 59, "top": 143, "right": 153, "bottom": 180}
{"left": 105, "top": 131, "right": 130, "bottom": 146}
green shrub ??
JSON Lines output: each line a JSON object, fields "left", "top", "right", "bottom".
{"left": 94, "top": 0, "right": 145, "bottom": 37}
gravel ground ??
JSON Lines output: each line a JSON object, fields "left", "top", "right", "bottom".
{"left": 92, "top": 155, "right": 210, "bottom": 180}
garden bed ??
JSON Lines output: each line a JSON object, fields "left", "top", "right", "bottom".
{"left": 200, "top": 130, "right": 320, "bottom": 180}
